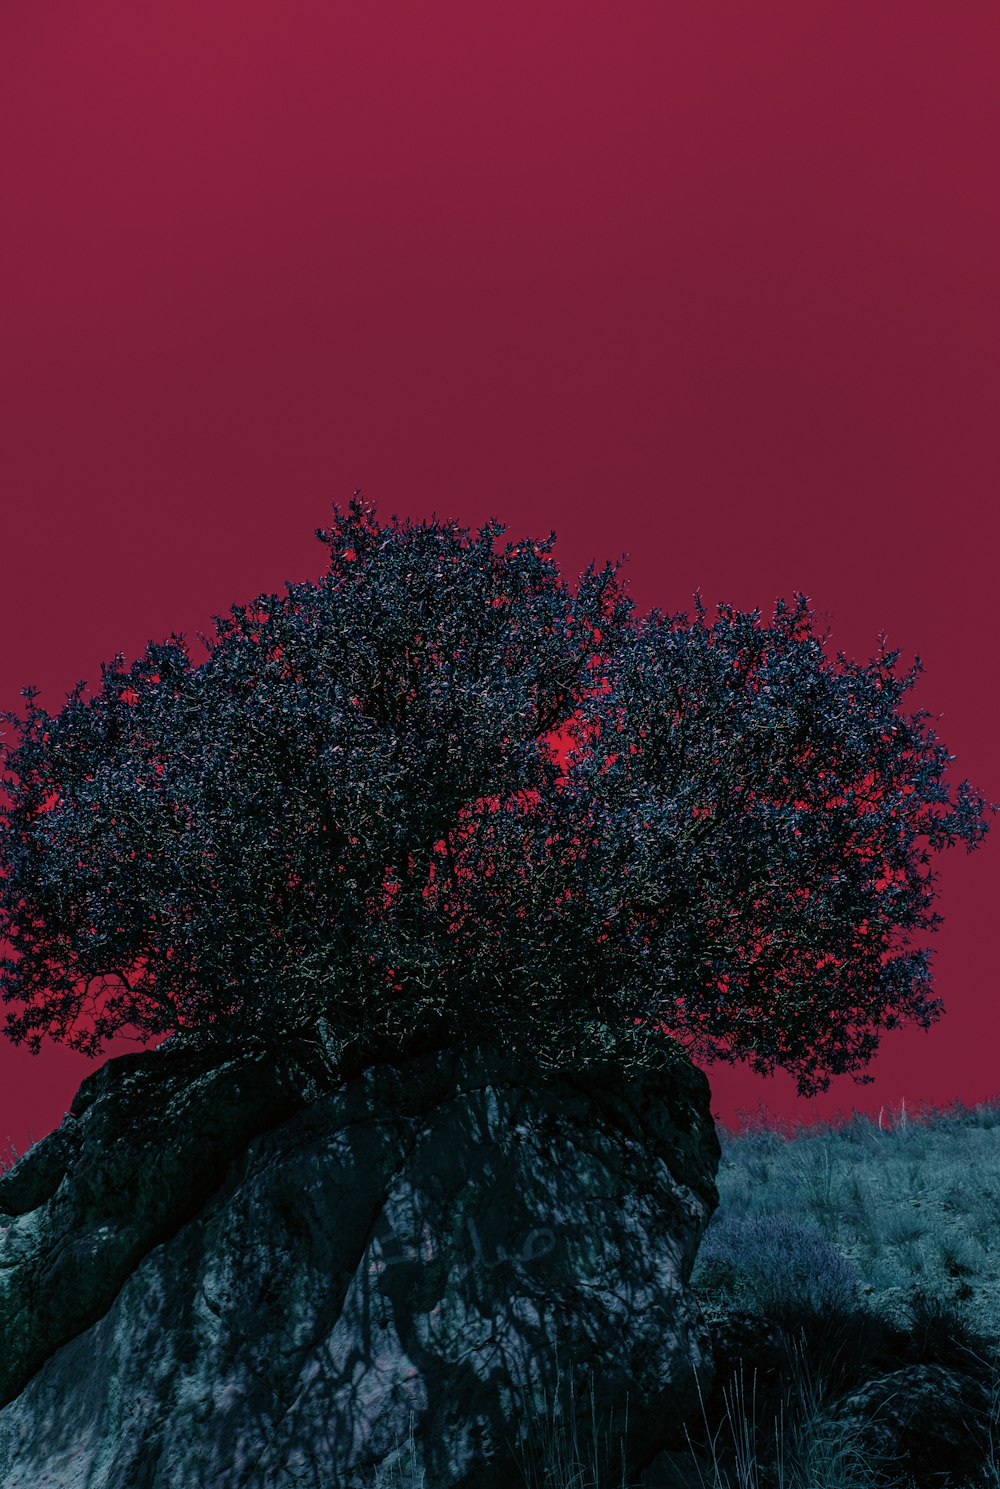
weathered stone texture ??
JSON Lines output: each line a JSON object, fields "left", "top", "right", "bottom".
{"left": 0, "top": 1034, "right": 720, "bottom": 1488}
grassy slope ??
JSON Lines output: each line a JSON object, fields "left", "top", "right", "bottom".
{"left": 697, "top": 1096, "right": 1000, "bottom": 1349}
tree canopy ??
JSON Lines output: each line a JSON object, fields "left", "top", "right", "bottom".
{"left": 0, "top": 496, "right": 993, "bottom": 1094}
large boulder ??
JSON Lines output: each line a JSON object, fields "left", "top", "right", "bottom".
{"left": 0, "top": 1030, "right": 719, "bottom": 1488}
{"left": 823, "top": 1362, "right": 995, "bottom": 1480}
{"left": 0, "top": 1031, "right": 338, "bottom": 1412}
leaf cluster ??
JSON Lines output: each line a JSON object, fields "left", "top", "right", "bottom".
{"left": 0, "top": 497, "right": 993, "bottom": 1093}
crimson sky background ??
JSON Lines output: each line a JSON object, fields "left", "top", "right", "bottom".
{"left": 1, "top": 1, "right": 998, "bottom": 1155}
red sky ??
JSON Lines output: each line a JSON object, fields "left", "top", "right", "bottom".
{"left": 1, "top": 1, "right": 998, "bottom": 1154}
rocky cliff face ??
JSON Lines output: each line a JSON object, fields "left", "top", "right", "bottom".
{"left": 0, "top": 1031, "right": 720, "bottom": 1488}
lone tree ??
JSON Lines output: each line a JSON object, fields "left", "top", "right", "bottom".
{"left": 0, "top": 496, "right": 994, "bottom": 1095}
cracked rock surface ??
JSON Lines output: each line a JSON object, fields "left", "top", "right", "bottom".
{"left": 0, "top": 1032, "right": 719, "bottom": 1488}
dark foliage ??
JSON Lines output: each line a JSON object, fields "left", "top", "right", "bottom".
{"left": 0, "top": 496, "right": 994, "bottom": 1090}
{"left": 695, "top": 1211, "right": 862, "bottom": 1318}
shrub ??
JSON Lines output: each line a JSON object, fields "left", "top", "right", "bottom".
{"left": 696, "top": 1211, "right": 862, "bottom": 1320}
{"left": 0, "top": 495, "right": 993, "bottom": 1094}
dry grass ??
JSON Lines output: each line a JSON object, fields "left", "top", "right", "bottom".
{"left": 708, "top": 1095, "right": 1000, "bottom": 1350}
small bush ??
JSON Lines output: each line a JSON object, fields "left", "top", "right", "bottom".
{"left": 696, "top": 1211, "right": 862, "bottom": 1321}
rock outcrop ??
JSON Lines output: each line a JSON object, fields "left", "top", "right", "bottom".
{"left": 0, "top": 1030, "right": 720, "bottom": 1488}
{"left": 825, "top": 1362, "right": 994, "bottom": 1479}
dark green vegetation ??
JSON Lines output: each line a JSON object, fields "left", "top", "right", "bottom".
{"left": 0, "top": 497, "right": 993, "bottom": 1095}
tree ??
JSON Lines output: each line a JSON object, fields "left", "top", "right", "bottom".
{"left": 0, "top": 495, "right": 993, "bottom": 1094}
